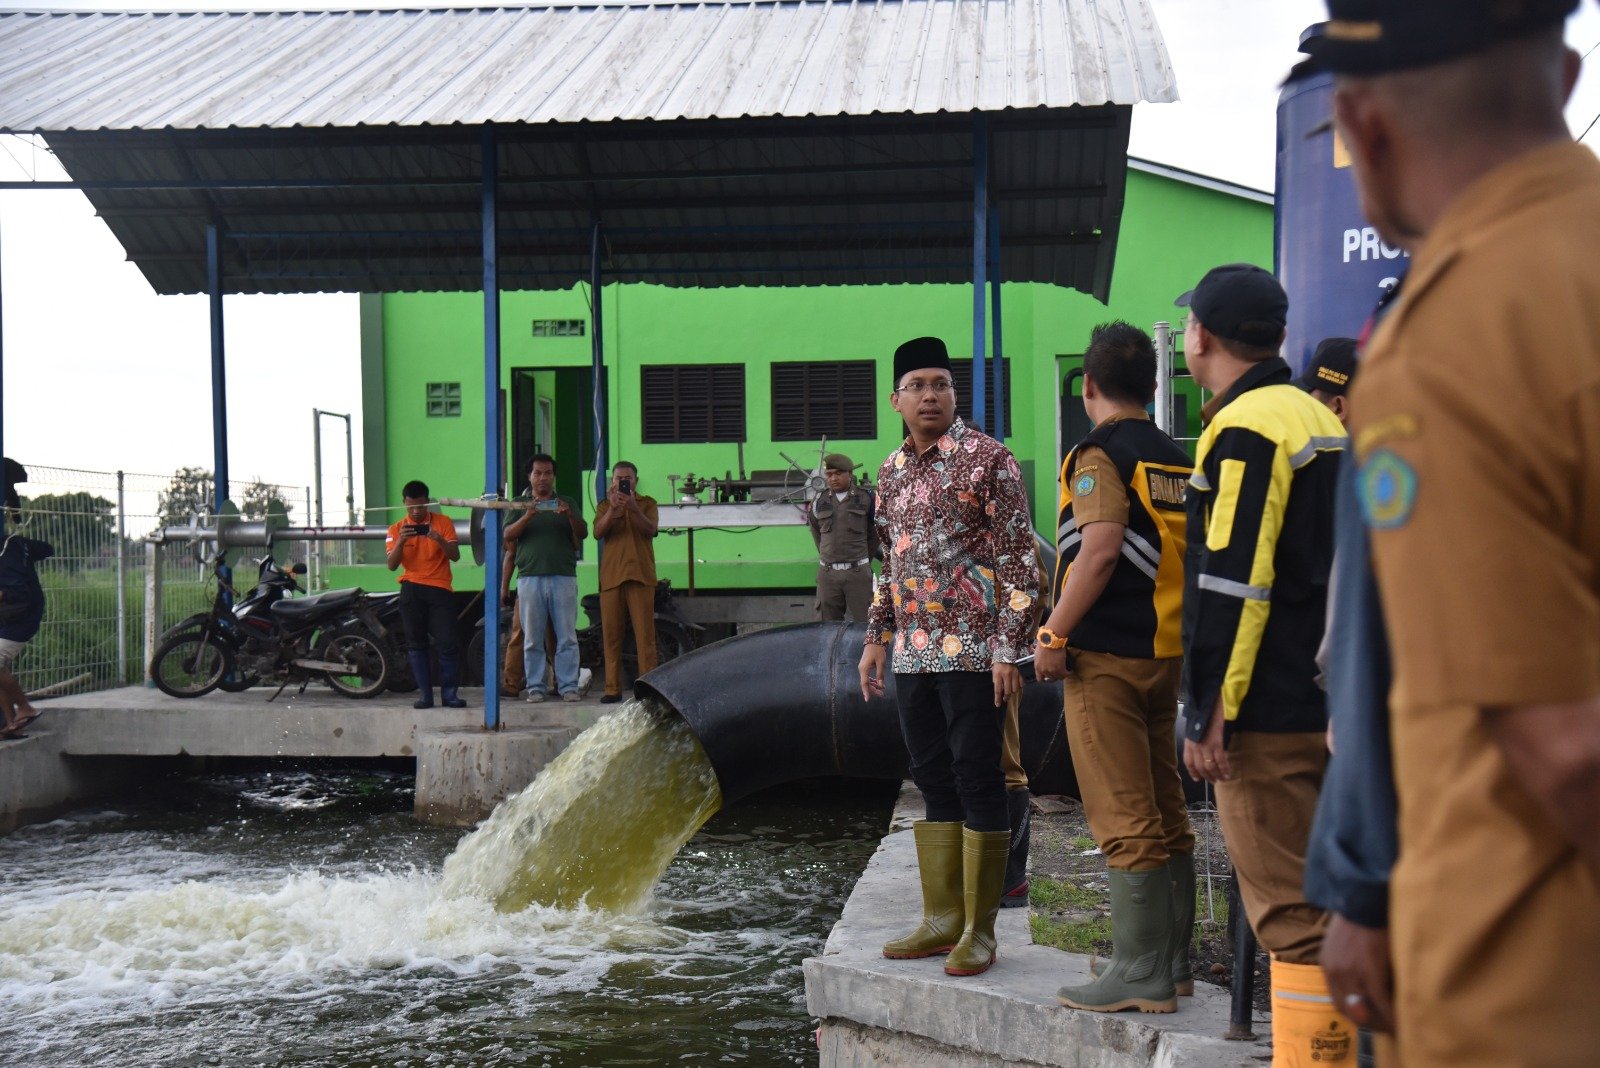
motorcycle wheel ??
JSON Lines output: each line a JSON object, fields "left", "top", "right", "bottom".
{"left": 151, "top": 632, "right": 234, "bottom": 699}
{"left": 318, "top": 631, "right": 390, "bottom": 698}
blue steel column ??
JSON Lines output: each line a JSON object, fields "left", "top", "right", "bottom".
{"left": 207, "top": 222, "right": 229, "bottom": 512}
{"left": 987, "top": 204, "right": 1004, "bottom": 443}
{"left": 591, "top": 219, "right": 607, "bottom": 507}
{"left": 971, "top": 114, "right": 989, "bottom": 430}
{"left": 481, "top": 124, "right": 503, "bottom": 730}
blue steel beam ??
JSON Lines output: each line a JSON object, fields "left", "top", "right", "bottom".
{"left": 481, "top": 123, "right": 503, "bottom": 731}
{"left": 590, "top": 219, "right": 608, "bottom": 509}
{"left": 988, "top": 203, "right": 1005, "bottom": 442}
{"left": 206, "top": 221, "right": 229, "bottom": 512}
{"left": 971, "top": 114, "right": 988, "bottom": 431}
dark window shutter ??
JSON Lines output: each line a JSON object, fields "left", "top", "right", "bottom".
{"left": 771, "top": 360, "right": 877, "bottom": 441}
{"left": 641, "top": 364, "right": 746, "bottom": 443}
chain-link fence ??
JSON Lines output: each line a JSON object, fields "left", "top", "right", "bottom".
{"left": 7, "top": 464, "right": 307, "bottom": 695}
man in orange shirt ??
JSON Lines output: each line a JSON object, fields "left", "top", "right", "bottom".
{"left": 385, "top": 479, "right": 465, "bottom": 709}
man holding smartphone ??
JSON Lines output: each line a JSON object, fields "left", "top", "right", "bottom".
{"left": 592, "top": 461, "right": 659, "bottom": 704}
{"left": 504, "top": 454, "right": 587, "bottom": 702}
{"left": 385, "top": 479, "right": 465, "bottom": 709}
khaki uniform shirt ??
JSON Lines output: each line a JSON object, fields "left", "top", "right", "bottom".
{"left": 1349, "top": 140, "right": 1600, "bottom": 1067}
{"left": 594, "top": 496, "right": 659, "bottom": 592}
{"left": 809, "top": 485, "right": 876, "bottom": 564}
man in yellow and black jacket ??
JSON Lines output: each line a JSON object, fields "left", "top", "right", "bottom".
{"left": 1034, "top": 322, "right": 1194, "bottom": 1015}
{"left": 1176, "top": 264, "right": 1350, "bottom": 1066}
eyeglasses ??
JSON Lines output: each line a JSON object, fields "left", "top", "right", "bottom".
{"left": 894, "top": 380, "right": 954, "bottom": 396}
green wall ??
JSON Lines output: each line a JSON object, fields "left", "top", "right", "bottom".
{"left": 338, "top": 168, "right": 1272, "bottom": 595}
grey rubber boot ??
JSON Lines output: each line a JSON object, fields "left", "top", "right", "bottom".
{"left": 1000, "top": 788, "right": 1031, "bottom": 908}
{"left": 1057, "top": 867, "right": 1178, "bottom": 1013}
{"left": 1168, "top": 852, "right": 1196, "bottom": 996}
{"left": 944, "top": 827, "right": 1011, "bottom": 976}
{"left": 882, "top": 821, "right": 965, "bottom": 959}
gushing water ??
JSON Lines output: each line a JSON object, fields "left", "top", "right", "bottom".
{"left": 441, "top": 698, "right": 723, "bottom": 912}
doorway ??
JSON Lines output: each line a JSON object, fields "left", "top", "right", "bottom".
{"left": 510, "top": 366, "right": 604, "bottom": 505}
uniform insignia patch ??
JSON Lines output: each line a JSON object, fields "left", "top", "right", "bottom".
{"left": 1074, "top": 472, "right": 1096, "bottom": 497}
{"left": 1359, "top": 449, "right": 1417, "bottom": 530}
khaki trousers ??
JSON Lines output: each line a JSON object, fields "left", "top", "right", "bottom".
{"left": 1062, "top": 649, "right": 1193, "bottom": 871}
{"left": 601, "top": 580, "right": 657, "bottom": 697}
{"left": 816, "top": 562, "right": 873, "bottom": 622}
{"left": 1001, "top": 691, "right": 1027, "bottom": 791}
{"left": 1214, "top": 731, "right": 1329, "bottom": 964}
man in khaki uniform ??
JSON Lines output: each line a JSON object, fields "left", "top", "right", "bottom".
{"left": 1317, "top": 1, "right": 1600, "bottom": 1062}
{"left": 808, "top": 453, "right": 876, "bottom": 622}
{"left": 1035, "top": 322, "right": 1195, "bottom": 1014}
{"left": 592, "top": 460, "right": 659, "bottom": 704}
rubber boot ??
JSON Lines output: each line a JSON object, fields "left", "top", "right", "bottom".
{"left": 882, "top": 821, "right": 964, "bottom": 959}
{"left": 1167, "top": 851, "right": 1196, "bottom": 996}
{"left": 437, "top": 653, "right": 468, "bottom": 708}
{"left": 1057, "top": 867, "right": 1178, "bottom": 1013}
{"left": 1000, "top": 788, "right": 1031, "bottom": 908}
{"left": 1269, "top": 959, "right": 1356, "bottom": 1066}
{"left": 943, "top": 827, "right": 1011, "bottom": 976}
{"left": 409, "top": 651, "right": 434, "bottom": 710}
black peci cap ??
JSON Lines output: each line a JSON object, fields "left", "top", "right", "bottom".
{"left": 1175, "top": 264, "right": 1289, "bottom": 347}
{"left": 1303, "top": 0, "right": 1577, "bottom": 76}
{"left": 892, "top": 336, "right": 952, "bottom": 383}
{"left": 1297, "top": 337, "right": 1359, "bottom": 396}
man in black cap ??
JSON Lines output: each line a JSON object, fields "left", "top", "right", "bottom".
{"left": 1306, "top": 3, "right": 1600, "bottom": 1063}
{"left": 1177, "top": 264, "right": 1351, "bottom": 1063}
{"left": 1297, "top": 337, "right": 1357, "bottom": 427}
{"left": 860, "top": 335, "right": 1038, "bottom": 978}
{"left": 808, "top": 452, "right": 876, "bottom": 622}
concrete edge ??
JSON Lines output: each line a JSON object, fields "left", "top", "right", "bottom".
{"left": 804, "top": 786, "right": 1273, "bottom": 1068}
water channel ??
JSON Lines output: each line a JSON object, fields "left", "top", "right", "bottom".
{"left": 0, "top": 708, "right": 893, "bottom": 1066}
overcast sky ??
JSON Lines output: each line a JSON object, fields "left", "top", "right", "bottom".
{"left": 2, "top": 0, "right": 1598, "bottom": 514}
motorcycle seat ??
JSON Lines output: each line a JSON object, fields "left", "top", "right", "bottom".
{"left": 271, "top": 588, "right": 363, "bottom": 621}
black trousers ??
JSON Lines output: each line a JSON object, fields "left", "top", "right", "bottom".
{"left": 398, "top": 582, "right": 459, "bottom": 658}
{"left": 896, "top": 670, "right": 1008, "bottom": 832}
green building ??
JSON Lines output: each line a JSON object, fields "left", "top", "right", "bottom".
{"left": 342, "top": 160, "right": 1271, "bottom": 597}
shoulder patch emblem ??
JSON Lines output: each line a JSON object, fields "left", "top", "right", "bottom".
{"left": 1073, "top": 472, "right": 1097, "bottom": 497}
{"left": 1358, "top": 449, "right": 1417, "bottom": 530}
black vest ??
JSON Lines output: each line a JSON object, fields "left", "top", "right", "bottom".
{"left": 1055, "top": 417, "right": 1191, "bottom": 659}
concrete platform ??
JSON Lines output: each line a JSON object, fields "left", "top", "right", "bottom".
{"left": 805, "top": 789, "right": 1273, "bottom": 1067}
{"left": 0, "top": 686, "right": 607, "bottom": 833}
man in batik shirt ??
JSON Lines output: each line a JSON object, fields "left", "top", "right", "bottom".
{"left": 860, "top": 335, "right": 1039, "bottom": 978}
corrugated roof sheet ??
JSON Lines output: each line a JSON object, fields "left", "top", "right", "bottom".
{"left": 0, "top": 1, "right": 1175, "bottom": 133}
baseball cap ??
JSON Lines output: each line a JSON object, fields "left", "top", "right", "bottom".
{"left": 823, "top": 453, "right": 859, "bottom": 473}
{"left": 1297, "top": 337, "right": 1358, "bottom": 396}
{"left": 1302, "top": 0, "right": 1577, "bottom": 77}
{"left": 1175, "top": 264, "right": 1289, "bottom": 346}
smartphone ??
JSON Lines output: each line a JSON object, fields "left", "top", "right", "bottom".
{"left": 409, "top": 522, "right": 431, "bottom": 536}
{"left": 535, "top": 498, "right": 561, "bottom": 512}
{"left": 618, "top": 477, "right": 632, "bottom": 495}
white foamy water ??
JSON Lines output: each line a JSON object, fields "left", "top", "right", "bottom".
{"left": 0, "top": 721, "right": 885, "bottom": 1065}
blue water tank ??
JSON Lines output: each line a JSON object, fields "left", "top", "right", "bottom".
{"left": 1275, "top": 48, "right": 1408, "bottom": 373}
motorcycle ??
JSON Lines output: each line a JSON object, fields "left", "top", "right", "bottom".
{"left": 151, "top": 553, "right": 393, "bottom": 699}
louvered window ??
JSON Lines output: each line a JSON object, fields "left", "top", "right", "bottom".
{"left": 640, "top": 364, "right": 746, "bottom": 443}
{"left": 771, "top": 361, "right": 876, "bottom": 441}
{"left": 949, "top": 358, "right": 1013, "bottom": 436}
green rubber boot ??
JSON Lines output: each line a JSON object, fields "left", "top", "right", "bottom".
{"left": 882, "top": 821, "right": 965, "bottom": 959}
{"left": 1057, "top": 868, "right": 1178, "bottom": 1013}
{"left": 944, "top": 827, "right": 1011, "bottom": 976}
{"left": 1167, "top": 852, "right": 1196, "bottom": 996}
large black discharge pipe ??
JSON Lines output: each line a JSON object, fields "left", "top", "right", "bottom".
{"left": 634, "top": 621, "right": 1077, "bottom": 805}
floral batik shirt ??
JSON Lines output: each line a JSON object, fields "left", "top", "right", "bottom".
{"left": 865, "top": 417, "right": 1038, "bottom": 674}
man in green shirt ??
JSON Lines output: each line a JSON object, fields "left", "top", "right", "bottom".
{"left": 504, "top": 453, "right": 588, "bottom": 702}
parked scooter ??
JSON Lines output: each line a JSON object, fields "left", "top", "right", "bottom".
{"left": 151, "top": 553, "right": 393, "bottom": 699}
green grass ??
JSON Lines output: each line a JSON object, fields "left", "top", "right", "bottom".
{"left": 1030, "top": 912, "right": 1113, "bottom": 955}
{"left": 1070, "top": 835, "right": 1097, "bottom": 852}
{"left": 1028, "top": 875, "right": 1103, "bottom": 912}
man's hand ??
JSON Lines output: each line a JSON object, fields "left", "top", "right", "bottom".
{"left": 992, "top": 662, "right": 1022, "bottom": 707}
{"left": 1183, "top": 700, "right": 1232, "bottom": 783}
{"left": 859, "top": 644, "right": 887, "bottom": 701}
{"left": 1322, "top": 914, "right": 1395, "bottom": 1034}
{"left": 1033, "top": 643, "right": 1070, "bottom": 682}
{"left": 556, "top": 499, "right": 571, "bottom": 516}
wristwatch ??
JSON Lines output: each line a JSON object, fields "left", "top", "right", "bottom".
{"left": 1036, "top": 626, "right": 1068, "bottom": 650}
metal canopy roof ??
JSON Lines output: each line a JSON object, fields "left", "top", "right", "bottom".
{"left": 0, "top": 2, "right": 1177, "bottom": 296}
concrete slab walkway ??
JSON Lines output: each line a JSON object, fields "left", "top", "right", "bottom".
{"left": 805, "top": 788, "right": 1273, "bottom": 1067}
